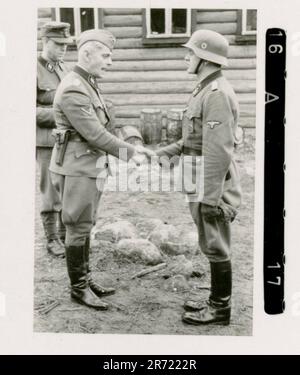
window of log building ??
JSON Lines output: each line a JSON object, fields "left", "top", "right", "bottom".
{"left": 236, "top": 9, "right": 257, "bottom": 44}
{"left": 54, "top": 8, "right": 99, "bottom": 37}
{"left": 143, "top": 8, "right": 194, "bottom": 46}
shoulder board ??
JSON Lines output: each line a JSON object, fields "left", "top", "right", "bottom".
{"left": 211, "top": 81, "right": 218, "bottom": 91}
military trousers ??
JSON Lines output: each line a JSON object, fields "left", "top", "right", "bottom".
{"left": 36, "top": 147, "right": 62, "bottom": 214}
{"left": 189, "top": 202, "right": 231, "bottom": 263}
{"left": 50, "top": 172, "right": 102, "bottom": 246}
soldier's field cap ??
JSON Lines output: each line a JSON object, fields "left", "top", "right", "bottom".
{"left": 41, "top": 21, "right": 73, "bottom": 44}
{"left": 76, "top": 29, "right": 116, "bottom": 51}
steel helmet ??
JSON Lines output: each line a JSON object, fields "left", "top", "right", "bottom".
{"left": 182, "top": 29, "right": 229, "bottom": 67}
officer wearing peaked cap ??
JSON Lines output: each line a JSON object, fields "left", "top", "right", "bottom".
{"left": 49, "top": 29, "right": 153, "bottom": 310}
{"left": 155, "top": 29, "right": 242, "bottom": 325}
{"left": 36, "top": 21, "right": 73, "bottom": 257}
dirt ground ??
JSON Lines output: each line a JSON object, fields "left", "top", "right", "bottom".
{"left": 34, "top": 137, "right": 255, "bottom": 336}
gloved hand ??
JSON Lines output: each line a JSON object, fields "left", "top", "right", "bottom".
{"left": 218, "top": 200, "right": 238, "bottom": 223}
{"left": 201, "top": 204, "right": 222, "bottom": 222}
{"left": 201, "top": 202, "right": 238, "bottom": 223}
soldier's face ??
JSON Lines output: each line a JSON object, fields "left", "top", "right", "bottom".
{"left": 185, "top": 49, "right": 201, "bottom": 74}
{"left": 87, "top": 44, "right": 112, "bottom": 78}
{"left": 46, "top": 39, "right": 67, "bottom": 62}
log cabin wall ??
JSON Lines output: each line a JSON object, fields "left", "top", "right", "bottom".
{"left": 37, "top": 8, "right": 256, "bottom": 130}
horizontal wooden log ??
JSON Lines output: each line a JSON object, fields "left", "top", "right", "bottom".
{"left": 104, "top": 93, "right": 256, "bottom": 106}
{"left": 65, "top": 46, "right": 256, "bottom": 61}
{"left": 114, "top": 116, "right": 256, "bottom": 128}
{"left": 115, "top": 38, "right": 143, "bottom": 49}
{"left": 38, "top": 8, "right": 52, "bottom": 19}
{"left": 113, "top": 103, "right": 256, "bottom": 118}
{"left": 196, "top": 22, "right": 237, "bottom": 35}
{"left": 197, "top": 11, "right": 237, "bottom": 23}
{"left": 103, "top": 58, "right": 256, "bottom": 71}
{"left": 106, "top": 26, "right": 143, "bottom": 39}
{"left": 238, "top": 117, "right": 255, "bottom": 128}
{"left": 104, "top": 8, "right": 142, "bottom": 16}
{"left": 100, "top": 80, "right": 256, "bottom": 94}
{"left": 110, "top": 31, "right": 236, "bottom": 44}
{"left": 64, "top": 58, "right": 256, "bottom": 71}
{"left": 101, "top": 70, "right": 256, "bottom": 82}
{"left": 115, "top": 36, "right": 237, "bottom": 49}
{"left": 104, "top": 15, "right": 143, "bottom": 27}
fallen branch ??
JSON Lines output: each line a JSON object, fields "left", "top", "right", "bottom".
{"left": 36, "top": 300, "right": 60, "bottom": 315}
{"left": 131, "top": 262, "right": 167, "bottom": 279}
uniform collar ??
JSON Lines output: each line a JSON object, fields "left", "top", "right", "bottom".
{"left": 38, "top": 55, "right": 63, "bottom": 73}
{"left": 192, "top": 70, "right": 222, "bottom": 97}
{"left": 73, "top": 65, "right": 99, "bottom": 91}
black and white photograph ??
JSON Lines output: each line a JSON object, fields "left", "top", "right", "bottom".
{"left": 34, "top": 6, "right": 257, "bottom": 336}
{"left": 1, "top": 0, "right": 300, "bottom": 357}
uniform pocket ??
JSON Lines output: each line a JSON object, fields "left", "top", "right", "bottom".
{"left": 74, "top": 143, "right": 94, "bottom": 158}
{"left": 38, "top": 80, "right": 57, "bottom": 92}
{"left": 92, "top": 100, "right": 109, "bottom": 126}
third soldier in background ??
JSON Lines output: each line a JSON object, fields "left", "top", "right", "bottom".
{"left": 36, "top": 22, "right": 73, "bottom": 257}
{"left": 155, "top": 30, "right": 242, "bottom": 325}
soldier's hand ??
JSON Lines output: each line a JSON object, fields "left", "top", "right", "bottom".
{"left": 133, "top": 145, "right": 157, "bottom": 163}
{"left": 218, "top": 200, "right": 238, "bottom": 223}
{"left": 201, "top": 204, "right": 222, "bottom": 222}
{"left": 131, "top": 150, "right": 146, "bottom": 165}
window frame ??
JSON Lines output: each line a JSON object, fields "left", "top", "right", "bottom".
{"left": 236, "top": 9, "right": 257, "bottom": 44}
{"left": 52, "top": 8, "right": 103, "bottom": 47}
{"left": 142, "top": 8, "right": 197, "bottom": 46}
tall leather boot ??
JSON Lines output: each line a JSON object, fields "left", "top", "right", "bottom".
{"left": 65, "top": 244, "right": 109, "bottom": 310}
{"left": 84, "top": 237, "right": 116, "bottom": 297}
{"left": 57, "top": 211, "right": 66, "bottom": 244}
{"left": 41, "top": 212, "right": 65, "bottom": 258}
{"left": 182, "top": 260, "right": 232, "bottom": 325}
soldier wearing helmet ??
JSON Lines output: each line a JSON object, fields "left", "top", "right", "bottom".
{"left": 155, "top": 29, "right": 242, "bottom": 325}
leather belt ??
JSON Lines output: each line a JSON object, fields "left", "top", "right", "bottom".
{"left": 182, "top": 146, "right": 202, "bottom": 156}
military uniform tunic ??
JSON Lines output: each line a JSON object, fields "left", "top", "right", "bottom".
{"left": 36, "top": 56, "right": 68, "bottom": 215}
{"left": 156, "top": 70, "right": 242, "bottom": 262}
{"left": 50, "top": 65, "right": 136, "bottom": 246}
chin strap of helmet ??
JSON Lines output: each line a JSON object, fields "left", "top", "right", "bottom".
{"left": 194, "top": 58, "right": 205, "bottom": 74}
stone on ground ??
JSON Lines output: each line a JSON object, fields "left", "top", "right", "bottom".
{"left": 136, "top": 218, "right": 165, "bottom": 238}
{"left": 116, "top": 239, "right": 163, "bottom": 265}
{"left": 163, "top": 255, "right": 194, "bottom": 279}
{"left": 148, "top": 224, "right": 179, "bottom": 248}
{"left": 93, "top": 220, "right": 138, "bottom": 243}
{"left": 163, "top": 274, "right": 190, "bottom": 292}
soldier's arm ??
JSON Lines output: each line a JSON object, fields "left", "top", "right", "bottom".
{"left": 61, "top": 91, "right": 135, "bottom": 161}
{"left": 155, "top": 139, "right": 183, "bottom": 158}
{"left": 201, "top": 89, "right": 235, "bottom": 206}
{"left": 36, "top": 82, "right": 56, "bottom": 128}
{"left": 36, "top": 106, "right": 56, "bottom": 128}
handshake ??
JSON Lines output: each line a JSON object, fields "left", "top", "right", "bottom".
{"left": 131, "top": 145, "right": 158, "bottom": 165}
